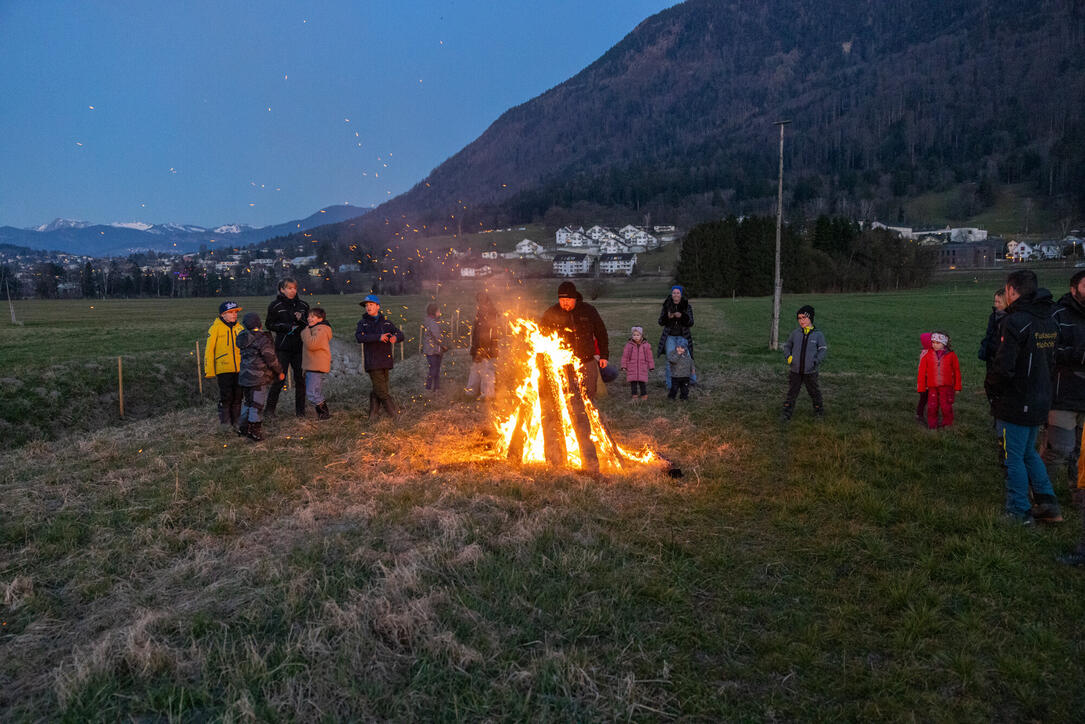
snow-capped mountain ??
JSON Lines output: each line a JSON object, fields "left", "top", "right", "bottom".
{"left": 2, "top": 205, "right": 368, "bottom": 257}
{"left": 34, "top": 218, "right": 93, "bottom": 232}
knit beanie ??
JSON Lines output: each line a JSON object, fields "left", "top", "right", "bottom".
{"left": 242, "top": 312, "right": 261, "bottom": 331}
{"left": 558, "top": 281, "right": 577, "bottom": 298}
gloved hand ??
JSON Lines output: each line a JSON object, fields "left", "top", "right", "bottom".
{"left": 787, "top": 355, "right": 793, "bottom": 365}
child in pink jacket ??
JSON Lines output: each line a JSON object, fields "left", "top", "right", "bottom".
{"left": 621, "top": 326, "right": 655, "bottom": 400}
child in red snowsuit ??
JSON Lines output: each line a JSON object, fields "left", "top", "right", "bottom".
{"left": 917, "top": 331, "right": 962, "bottom": 429}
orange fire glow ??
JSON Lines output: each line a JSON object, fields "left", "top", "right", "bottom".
{"left": 495, "top": 319, "right": 658, "bottom": 472}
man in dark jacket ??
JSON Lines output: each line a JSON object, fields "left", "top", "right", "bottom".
{"left": 1044, "top": 270, "right": 1085, "bottom": 495}
{"left": 539, "top": 281, "right": 609, "bottom": 399}
{"left": 265, "top": 277, "right": 309, "bottom": 417}
{"left": 354, "top": 293, "right": 404, "bottom": 419}
{"left": 237, "top": 312, "right": 285, "bottom": 441}
{"left": 988, "top": 269, "right": 1062, "bottom": 524}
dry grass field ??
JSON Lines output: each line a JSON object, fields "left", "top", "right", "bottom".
{"left": 3, "top": 273, "right": 1085, "bottom": 720}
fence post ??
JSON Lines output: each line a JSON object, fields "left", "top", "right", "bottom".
{"left": 418, "top": 324, "right": 424, "bottom": 355}
{"left": 117, "top": 356, "right": 125, "bottom": 419}
{"left": 195, "top": 340, "right": 203, "bottom": 395}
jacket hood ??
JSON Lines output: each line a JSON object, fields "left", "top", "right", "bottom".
{"left": 1013, "top": 288, "right": 1055, "bottom": 317}
{"left": 1057, "top": 291, "right": 1085, "bottom": 317}
{"left": 920, "top": 332, "right": 932, "bottom": 350}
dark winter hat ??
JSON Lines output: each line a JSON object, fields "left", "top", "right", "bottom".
{"left": 360, "top": 293, "right": 380, "bottom": 306}
{"left": 219, "top": 300, "right": 242, "bottom": 314}
{"left": 600, "top": 363, "right": 620, "bottom": 384}
{"left": 242, "top": 312, "right": 261, "bottom": 330}
{"left": 557, "top": 281, "right": 578, "bottom": 298}
{"left": 797, "top": 305, "right": 815, "bottom": 319}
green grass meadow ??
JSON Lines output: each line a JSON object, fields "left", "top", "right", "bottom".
{"left": 3, "top": 272, "right": 1085, "bottom": 720}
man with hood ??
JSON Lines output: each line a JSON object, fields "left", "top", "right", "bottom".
{"left": 265, "top": 277, "right": 310, "bottom": 418}
{"left": 539, "top": 281, "right": 609, "bottom": 399}
{"left": 658, "top": 284, "right": 695, "bottom": 389}
{"left": 1044, "top": 270, "right": 1085, "bottom": 499}
{"left": 988, "top": 269, "right": 1063, "bottom": 524}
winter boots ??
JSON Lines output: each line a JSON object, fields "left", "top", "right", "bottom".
{"left": 245, "top": 421, "right": 264, "bottom": 442}
{"left": 315, "top": 402, "right": 330, "bottom": 420}
{"left": 237, "top": 418, "right": 250, "bottom": 437}
{"left": 368, "top": 392, "right": 381, "bottom": 420}
{"left": 381, "top": 396, "right": 400, "bottom": 422}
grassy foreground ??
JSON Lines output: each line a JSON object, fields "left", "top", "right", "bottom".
{"left": 3, "top": 278, "right": 1085, "bottom": 720}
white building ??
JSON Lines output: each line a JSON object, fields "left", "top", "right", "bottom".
{"left": 459, "top": 265, "right": 492, "bottom": 278}
{"left": 598, "top": 253, "right": 637, "bottom": 276}
{"left": 481, "top": 251, "right": 498, "bottom": 259}
{"left": 1006, "top": 240, "right": 1036, "bottom": 261}
{"left": 599, "top": 237, "right": 630, "bottom": 255}
{"left": 555, "top": 226, "right": 584, "bottom": 246}
{"left": 552, "top": 253, "right": 593, "bottom": 277}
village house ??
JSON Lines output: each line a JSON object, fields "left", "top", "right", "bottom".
{"left": 555, "top": 226, "right": 584, "bottom": 246}
{"left": 598, "top": 253, "right": 637, "bottom": 276}
{"left": 459, "top": 265, "right": 493, "bottom": 278}
{"left": 1006, "top": 240, "right": 1036, "bottom": 261}
{"left": 552, "top": 252, "right": 594, "bottom": 277}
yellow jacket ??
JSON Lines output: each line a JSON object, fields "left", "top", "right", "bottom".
{"left": 204, "top": 317, "right": 241, "bottom": 377}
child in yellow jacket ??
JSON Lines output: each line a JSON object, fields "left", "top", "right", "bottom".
{"left": 204, "top": 300, "right": 243, "bottom": 429}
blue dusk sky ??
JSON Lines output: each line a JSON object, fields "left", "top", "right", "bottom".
{"left": 0, "top": 0, "right": 677, "bottom": 230}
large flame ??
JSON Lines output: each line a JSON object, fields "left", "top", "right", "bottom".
{"left": 495, "top": 319, "right": 657, "bottom": 472}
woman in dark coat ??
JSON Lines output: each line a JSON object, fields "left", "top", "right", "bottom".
{"left": 658, "top": 284, "right": 695, "bottom": 388}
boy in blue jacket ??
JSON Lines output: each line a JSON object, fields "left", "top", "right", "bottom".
{"left": 354, "top": 294, "right": 404, "bottom": 420}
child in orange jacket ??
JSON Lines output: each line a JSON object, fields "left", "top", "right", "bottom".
{"left": 917, "top": 331, "right": 962, "bottom": 429}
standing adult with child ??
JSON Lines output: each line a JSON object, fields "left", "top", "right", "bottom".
{"left": 540, "top": 281, "right": 609, "bottom": 400}
{"left": 1043, "top": 270, "right": 1085, "bottom": 497}
{"left": 355, "top": 294, "right": 404, "bottom": 420}
{"left": 265, "top": 277, "right": 309, "bottom": 418}
{"left": 988, "top": 269, "right": 1063, "bottom": 524}
{"left": 658, "top": 285, "right": 696, "bottom": 389}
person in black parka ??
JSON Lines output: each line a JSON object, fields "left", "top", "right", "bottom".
{"left": 265, "top": 277, "right": 310, "bottom": 417}
{"left": 237, "top": 312, "right": 284, "bottom": 441}
{"left": 539, "top": 281, "right": 609, "bottom": 399}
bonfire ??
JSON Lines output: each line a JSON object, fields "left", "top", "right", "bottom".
{"left": 495, "top": 319, "right": 659, "bottom": 473}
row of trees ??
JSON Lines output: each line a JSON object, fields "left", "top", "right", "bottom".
{"left": 674, "top": 216, "right": 938, "bottom": 297}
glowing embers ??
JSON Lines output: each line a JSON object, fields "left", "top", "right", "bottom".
{"left": 495, "top": 320, "right": 657, "bottom": 473}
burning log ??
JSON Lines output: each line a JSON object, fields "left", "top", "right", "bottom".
{"left": 536, "top": 352, "right": 567, "bottom": 466}
{"left": 562, "top": 363, "right": 599, "bottom": 473}
{"left": 496, "top": 319, "right": 659, "bottom": 472}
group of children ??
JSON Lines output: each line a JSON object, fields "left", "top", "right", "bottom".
{"left": 204, "top": 301, "right": 333, "bottom": 441}
{"left": 619, "top": 326, "right": 693, "bottom": 400}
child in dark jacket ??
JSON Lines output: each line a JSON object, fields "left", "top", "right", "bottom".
{"left": 237, "top": 312, "right": 285, "bottom": 441}
{"left": 422, "top": 302, "right": 448, "bottom": 394}
{"left": 354, "top": 293, "right": 404, "bottom": 420}
{"left": 917, "top": 331, "right": 962, "bottom": 429}
{"left": 621, "top": 326, "right": 655, "bottom": 400}
{"left": 667, "top": 342, "right": 694, "bottom": 400}
{"left": 781, "top": 305, "right": 828, "bottom": 420}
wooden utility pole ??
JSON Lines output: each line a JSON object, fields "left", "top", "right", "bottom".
{"left": 770, "top": 120, "right": 791, "bottom": 351}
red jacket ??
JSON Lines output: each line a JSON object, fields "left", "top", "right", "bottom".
{"left": 917, "top": 350, "right": 961, "bottom": 392}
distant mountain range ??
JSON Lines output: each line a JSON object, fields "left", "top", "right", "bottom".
{"left": 274, "top": 0, "right": 1084, "bottom": 252}
{"left": 0, "top": 205, "right": 369, "bottom": 257}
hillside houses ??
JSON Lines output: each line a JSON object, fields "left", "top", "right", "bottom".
{"left": 553, "top": 253, "right": 594, "bottom": 277}
{"left": 555, "top": 224, "right": 659, "bottom": 252}
{"left": 598, "top": 253, "right": 637, "bottom": 276}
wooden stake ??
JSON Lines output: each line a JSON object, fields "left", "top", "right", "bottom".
{"left": 563, "top": 363, "right": 598, "bottom": 472}
{"left": 195, "top": 340, "right": 203, "bottom": 395}
{"left": 505, "top": 403, "right": 533, "bottom": 463}
{"left": 117, "top": 356, "right": 125, "bottom": 419}
{"left": 536, "top": 353, "right": 567, "bottom": 466}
